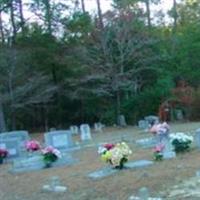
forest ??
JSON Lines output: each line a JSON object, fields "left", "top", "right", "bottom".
{"left": 0, "top": 0, "right": 200, "bottom": 132}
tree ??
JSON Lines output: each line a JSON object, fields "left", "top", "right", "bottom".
{"left": 69, "top": 11, "right": 160, "bottom": 124}
{"left": 0, "top": 47, "right": 57, "bottom": 130}
{"left": 96, "top": 0, "right": 104, "bottom": 30}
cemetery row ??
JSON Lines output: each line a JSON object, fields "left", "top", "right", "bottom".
{"left": 0, "top": 123, "right": 106, "bottom": 173}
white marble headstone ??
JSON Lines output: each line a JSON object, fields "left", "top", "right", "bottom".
{"left": 70, "top": 126, "right": 79, "bottom": 135}
{"left": 94, "top": 122, "right": 103, "bottom": 133}
{"left": 161, "top": 136, "right": 176, "bottom": 159}
{"left": 80, "top": 124, "right": 92, "bottom": 141}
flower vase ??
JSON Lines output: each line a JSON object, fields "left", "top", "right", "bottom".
{"left": 0, "top": 158, "right": 3, "bottom": 164}
{"left": 114, "top": 157, "right": 127, "bottom": 170}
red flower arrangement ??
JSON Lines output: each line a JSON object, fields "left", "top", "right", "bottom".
{"left": 0, "top": 148, "right": 8, "bottom": 163}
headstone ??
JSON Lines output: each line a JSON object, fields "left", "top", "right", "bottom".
{"left": 195, "top": 128, "right": 200, "bottom": 149}
{"left": 94, "top": 122, "right": 103, "bottom": 133}
{"left": 88, "top": 160, "right": 154, "bottom": 180}
{"left": 44, "top": 130, "right": 74, "bottom": 151}
{"left": 80, "top": 124, "right": 92, "bottom": 141}
{"left": 135, "top": 137, "right": 157, "bottom": 148}
{"left": 125, "top": 160, "right": 154, "bottom": 169}
{"left": 144, "top": 116, "right": 159, "bottom": 126}
{"left": 161, "top": 136, "right": 176, "bottom": 159}
{"left": 117, "top": 115, "right": 127, "bottom": 126}
{"left": 0, "top": 130, "right": 29, "bottom": 148}
{"left": 70, "top": 126, "right": 79, "bottom": 135}
{"left": 49, "top": 127, "right": 56, "bottom": 132}
{"left": 0, "top": 138, "right": 21, "bottom": 159}
{"left": 138, "top": 120, "right": 149, "bottom": 130}
{"left": 10, "top": 152, "right": 77, "bottom": 173}
{"left": 175, "top": 109, "right": 184, "bottom": 120}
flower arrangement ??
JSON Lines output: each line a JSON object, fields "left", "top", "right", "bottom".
{"left": 0, "top": 148, "right": 8, "bottom": 164}
{"left": 170, "top": 132, "right": 193, "bottom": 153}
{"left": 41, "top": 146, "right": 62, "bottom": 167}
{"left": 25, "top": 140, "right": 41, "bottom": 152}
{"left": 98, "top": 142, "right": 132, "bottom": 169}
{"left": 150, "top": 122, "right": 170, "bottom": 135}
{"left": 153, "top": 144, "right": 165, "bottom": 161}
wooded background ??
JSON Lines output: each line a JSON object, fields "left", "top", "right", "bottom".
{"left": 0, "top": 0, "right": 200, "bottom": 132}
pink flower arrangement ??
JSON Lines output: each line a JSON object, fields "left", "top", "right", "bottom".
{"left": 41, "top": 146, "right": 61, "bottom": 158}
{"left": 153, "top": 144, "right": 165, "bottom": 161}
{"left": 150, "top": 122, "right": 170, "bottom": 135}
{"left": 42, "top": 146, "right": 62, "bottom": 167}
{"left": 25, "top": 140, "right": 41, "bottom": 152}
{"left": 153, "top": 144, "right": 165, "bottom": 153}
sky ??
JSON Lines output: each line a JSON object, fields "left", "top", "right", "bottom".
{"left": 81, "top": 0, "right": 175, "bottom": 24}
{"left": 84, "top": 0, "right": 173, "bottom": 14}
{"left": 3, "top": 0, "right": 177, "bottom": 26}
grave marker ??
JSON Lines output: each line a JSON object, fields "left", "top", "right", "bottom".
{"left": 94, "top": 122, "right": 103, "bottom": 133}
{"left": 44, "top": 130, "right": 74, "bottom": 151}
{"left": 0, "top": 138, "right": 21, "bottom": 159}
{"left": 70, "top": 126, "right": 79, "bottom": 135}
{"left": 0, "top": 130, "right": 29, "bottom": 148}
{"left": 161, "top": 136, "right": 176, "bottom": 159}
{"left": 195, "top": 128, "right": 200, "bottom": 149}
{"left": 138, "top": 120, "right": 149, "bottom": 130}
{"left": 117, "top": 115, "right": 127, "bottom": 126}
{"left": 10, "top": 152, "right": 77, "bottom": 173}
{"left": 80, "top": 124, "right": 92, "bottom": 141}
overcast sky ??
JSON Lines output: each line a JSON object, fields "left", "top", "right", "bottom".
{"left": 3, "top": 0, "right": 178, "bottom": 25}
{"left": 84, "top": 0, "right": 173, "bottom": 13}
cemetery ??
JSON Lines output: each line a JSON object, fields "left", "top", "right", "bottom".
{"left": 1, "top": 122, "right": 200, "bottom": 200}
{"left": 0, "top": 0, "right": 200, "bottom": 199}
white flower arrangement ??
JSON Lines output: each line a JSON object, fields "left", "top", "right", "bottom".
{"left": 169, "top": 132, "right": 193, "bottom": 153}
{"left": 98, "top": 142, "right": 132, "bottom": 169}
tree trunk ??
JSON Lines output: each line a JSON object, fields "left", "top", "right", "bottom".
{"left": 96, "top": 0, "right": 104, "bottom": 30}
{"left": 116, "top": 90, "right": 121, "bottom": 124}
{"left": 0, "top": 99, "right": 6, "bottom": 133}
{"left": 18, "top": 0, "right": 25, "bottom": 34}
{"left": 145, "top": 0, "right": 151, "bottom": 29}
{"left": 44, "top": 0, "right": 52, "bottom": 35}
{"left": 10, "top": 0, "right": 17, "bottom": 44}
{"left": 44, "top": 104, "right": 49, "bottom": 132}
{"left": 9, "top": 50, "right": 16, "bottom": 130}
{"left": 0, "top": 12, "right": 5, "bottom": 44}
{"left": 81, "top": 0, "right": 86, "bottom": 13}
{"left": 173, "top": 0, "right": 177, "bottom": 33}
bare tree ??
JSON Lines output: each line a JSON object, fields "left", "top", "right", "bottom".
{"left": 0, "top": 47, "right": 57, "bottom": 130}
{"left": 0, "top": 11, "right": 5, "bottom": 44}
{"left": 68, "top": 12, "right": 158, "bottom": 124}
{"left": 173, "top": 0, "right": 178, "bottom": 33}
{"left": 80, "top": 0, "right": 86, "bottom": 13}
{"left": 96, "top": 0, "right": 104, "bottom": 30}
